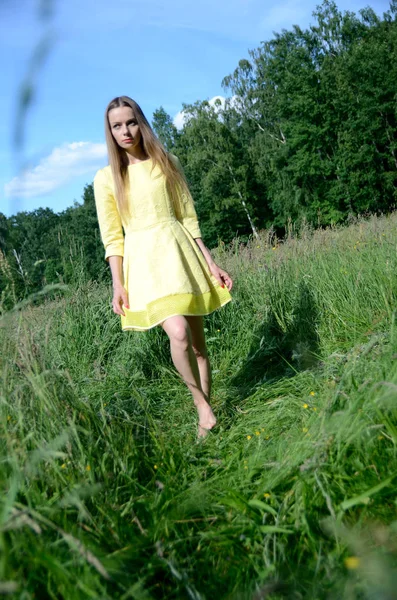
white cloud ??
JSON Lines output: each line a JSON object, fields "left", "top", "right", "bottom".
{"left": 173, "top": 95, "right": 228, "bottom": 129}
{"left": 210, "top": 95, "right": 227, "bottom": 109}
{"left": 173, "top": 110, "right": 188, "bottom": 130}
{"left": 4, "top": 142, "right": 107, "bottom": 199}
{"left": 173, "top": 95, "right": 241, "bottom": 129}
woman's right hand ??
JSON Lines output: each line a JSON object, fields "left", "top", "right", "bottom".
{"left": 112, "top": 284, "right": 129, "bottom": 316}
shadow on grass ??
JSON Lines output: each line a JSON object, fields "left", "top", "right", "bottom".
{"left": 230, "top": 280, "right": 321, "bottom": 399}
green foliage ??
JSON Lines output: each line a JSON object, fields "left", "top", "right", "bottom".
{"left": 173, "top": 99, "right": 267, "bottom": 247}
{"left": 0, "top": 185, "right": 108, "bottom": 310}
{"left": 222, "top": 0, "right": 397, "bottom": 227}
{"left": 152, "top": 106, "right": 179, "bottom": 151}
{"left": 1, "top": 213, "right": 397, "bottom": 598}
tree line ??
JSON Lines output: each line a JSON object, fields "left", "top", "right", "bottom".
{"left": 1, "top": 0, "right": 396, "bottom": 311}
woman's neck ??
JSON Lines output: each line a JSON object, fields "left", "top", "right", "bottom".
{"left": 125, "top": 148, "right": 148, "bottom": 165}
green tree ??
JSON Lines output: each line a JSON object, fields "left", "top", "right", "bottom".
{"left": 58, "top": 183, "right": 106, "bottom": 284}
{"left": 222, "top": 0, "right": 397, "bottom": 226}
{"left": 173, "top": 98, "right": 268, "bottom": 246}
{"left": 152, "top": 106, "right": 179, "bottom": 151}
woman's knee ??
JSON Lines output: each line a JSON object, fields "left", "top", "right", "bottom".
{"left": 161, "top": 316, "right": 190, "bottom": 347}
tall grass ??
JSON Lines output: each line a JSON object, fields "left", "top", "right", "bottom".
{"left": 0, "top": 213, "right": 396, "bottom": 599}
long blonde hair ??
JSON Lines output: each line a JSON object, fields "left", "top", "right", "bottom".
{"left": 104, "top": 96, "right": 189, "bottom": 219}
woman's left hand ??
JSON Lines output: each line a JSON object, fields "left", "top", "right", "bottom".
{"left": 208, "top": 262, "right": 233, "bottom": 291}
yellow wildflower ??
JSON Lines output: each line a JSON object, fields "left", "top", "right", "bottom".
{"left": 302, "top": 427, "right": 308, "bottom": 433}
{"left": 255, "top": 431, "right": 260, "bottom": 436}
{"left": 154, "top": 465, "right": 158, "bottom": 470}
{"left": 247, "top": 435, "right": 252, "bottom": 440}
{"left": 344, "top": 556, "right": 360, "bottom": 570}
{"left": 263, "top": 493, "right": 271, "bottom": 498}
{"left": 61, "top": 463, "right": 67, "bottom": 469}
{"left": 303, "top": 403, "right": 309, "bottom": 409}
{"left": 310, "top": 391, "right": 315, "bottom": 396}
{"left": 86, "top": 465, "right": 91, "bottom": 471}
{"left": 272, "top": 246, "right": 277, "bottom": 251}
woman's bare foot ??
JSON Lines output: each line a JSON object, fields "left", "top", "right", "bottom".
{"left": 196, "top": 401, "right": 217, "bottom": 438}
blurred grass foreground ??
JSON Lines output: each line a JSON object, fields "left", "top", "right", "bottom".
{"left": 0, "top": 213, "right": 397, "bottom": 599}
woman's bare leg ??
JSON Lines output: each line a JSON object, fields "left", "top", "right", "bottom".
{"left": 159, "top": 315, "right": 216, "bottom": 436}
{"left": 185, "top": 315, "right": 212, "bottom": 404}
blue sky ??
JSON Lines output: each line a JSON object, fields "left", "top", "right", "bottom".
{"left": 1, "top": 0, "right": 392, "bottom": 217}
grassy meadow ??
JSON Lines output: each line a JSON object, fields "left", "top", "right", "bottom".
{"left": 0, "top": 214, "right": 397, "bottom": 599}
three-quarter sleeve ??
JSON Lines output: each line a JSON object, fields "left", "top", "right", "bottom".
{"left": 93, "top": 168, "right": 125, "bottom": 261}
{"left": 170, "top": 155, "right": 202, "bottom": 239}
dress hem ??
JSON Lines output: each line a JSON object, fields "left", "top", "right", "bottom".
{"left": 120, "top": 291, "right": 232, "bottom": 332}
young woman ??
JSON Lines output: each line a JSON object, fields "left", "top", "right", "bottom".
{"left": 93, "top": 96, "right": 233, "bottom": 438}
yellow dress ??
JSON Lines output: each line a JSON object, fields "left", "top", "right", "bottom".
{"left": 93, "top": 154, "right": 232, "bottom": 331}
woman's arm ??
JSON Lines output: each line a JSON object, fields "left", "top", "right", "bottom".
{"left": 194, "top": 237, "right": 233, "bottom": 291}
{"left": 93, "top": 170, "right": 129, "bottom": 315}
{"left": 169, "top": 155, "right": 233, "bottom": 292}
{"left": 93, "top": 169, "right": 125, "bottom": 261}
{"left": 194, "top": 237, "right": 215, "bottom": 267}
{"left": 108, "top": 255, "right": 124, "bottom": 287}
{"left": 170, "top": 155, "right": 202, "bottom": 239}
{"left": 108, "top": 255, "right": 129, "bottom": 316}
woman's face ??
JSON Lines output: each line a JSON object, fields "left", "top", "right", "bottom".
{"left": 108, "top": 105, "right": 142, "bottom": 151}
